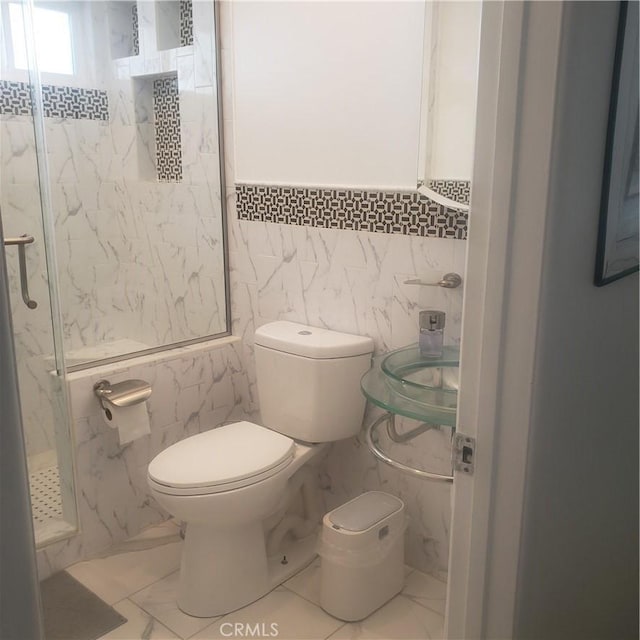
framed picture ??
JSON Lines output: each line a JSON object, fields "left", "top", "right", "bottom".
{"left": 595, "top": 0, "right": 639, "bottom": 286}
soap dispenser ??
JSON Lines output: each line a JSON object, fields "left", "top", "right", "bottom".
{"left": 419, "top": 310, "right": 445, "bottom": 358}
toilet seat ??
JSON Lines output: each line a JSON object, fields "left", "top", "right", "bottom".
{"left": 148, "top": 421, "right": 295, "bottom": 496}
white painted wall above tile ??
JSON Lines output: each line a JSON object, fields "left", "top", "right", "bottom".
{"left": 232, "top": 1, "right": 425, "bottom": 190}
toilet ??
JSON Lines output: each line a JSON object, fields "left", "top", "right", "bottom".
{"left": 147, "top": 321, "right": 374, "bottom": 617}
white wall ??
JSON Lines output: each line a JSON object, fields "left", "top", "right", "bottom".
{"left": 232, "top": 1, "right": 425, "bottom": 189}
{"left": 514, "top": 3, "right": 638, "bottom": 638}
{"left": 427, "top": 1, "right": 480, "bottom": 180}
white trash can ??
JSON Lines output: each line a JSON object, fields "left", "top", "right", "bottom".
{"left": 319, "top": 491, "right": 406, "bottom": 621}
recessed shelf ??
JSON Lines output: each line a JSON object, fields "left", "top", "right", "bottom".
{"left": 360, "top": 344, "right": 459, "bottom": 427}
{"left": 156, "top": 0, "right": 193, "bottom": 51}
{"left": 133, "top": 72, "right": 183, "bottom": 183}
{"left": 107, "top": 1, "right": 139, "bottom": 60}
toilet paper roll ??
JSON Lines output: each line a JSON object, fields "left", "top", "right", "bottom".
{"left": 101, "top": 402, "right": 150, "bottom": 445}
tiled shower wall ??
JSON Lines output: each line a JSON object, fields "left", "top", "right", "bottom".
{"left": 0, "top": 0, "right": 224, "bottom": 357}
{"left": 53, "top": 0, "right": 225, "bottom": 353}
{"left": 0, "top": 0, "right": 224, "bottom": 459}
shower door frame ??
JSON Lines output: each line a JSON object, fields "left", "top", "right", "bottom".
{"left": 0, "top": 226, "right": 45, "bottom": 639}
{"left": 0, "top": 0, "right": 79, "bottom": 547}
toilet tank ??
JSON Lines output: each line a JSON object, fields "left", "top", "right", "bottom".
{"left": 254, "top": 322, "right": 374, "bottom": 443}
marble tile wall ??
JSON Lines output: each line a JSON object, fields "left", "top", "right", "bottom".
{"left": 37, "top": 338, "right": 245, "bottom": 579}
{"left": 1, "top": 0, "right": 226, "bottom": 459}
{"left": 54, "top": 0, "right": 226, "bottom": 356}
{"left": 226, "top": 217, "right": 463, "bottom": 575}
{"left": 220, "top": 2, "right": 464, "bottom": 576}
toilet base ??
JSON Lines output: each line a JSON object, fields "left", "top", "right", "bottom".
{"left": 266, "top": 531, "right": 317, "bottom": 589}
{"left": 177, "top": 524, "right": 318, "bottom": 617}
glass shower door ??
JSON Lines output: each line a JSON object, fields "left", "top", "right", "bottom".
{"left": 0, "top": 0, "right": 77, "bottom": 546}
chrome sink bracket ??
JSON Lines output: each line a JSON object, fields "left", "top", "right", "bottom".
{"left": 365, "top": 412, "right": 454, "bottom": 483}
{"left": 385, "top": 412, "right": 436, "bottom": 443}
{"left": 3, "top": 234, "right": 37, "bottom": 309}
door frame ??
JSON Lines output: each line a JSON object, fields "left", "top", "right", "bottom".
{"left": 446, "top": 2, "right": 565, "bottom": 637}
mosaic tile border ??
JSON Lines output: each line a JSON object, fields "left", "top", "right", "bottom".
{"left": 0, "top": 80, "right": 31, "bottom": 116}
{"left": 153, "top": 75, "right": 183, "bottom": 182}
{"left": 180, "top": 0, "right": 194, "bottom": 47}
{"left": 132, "top": 3, "right": 140, "bottom": 56}
{"left": 428, "top": 179, "right": 471, "bottom": 206}
{"left": 0, "top": 80, "right": 109, "bottom": 121}
{"left": 236, "top": 184, "right": 468, "bottom": 239}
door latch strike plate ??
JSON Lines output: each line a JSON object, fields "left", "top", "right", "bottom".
{"left": 453, "top": 433, "right": 475, "bottom": 475}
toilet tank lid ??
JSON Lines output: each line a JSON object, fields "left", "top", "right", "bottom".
{"left": 255, "top": 321, "right": 374, "bottom": 359}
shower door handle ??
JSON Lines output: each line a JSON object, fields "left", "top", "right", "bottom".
{"left": 3, "top": 235, "right": 38, "bottom": 309}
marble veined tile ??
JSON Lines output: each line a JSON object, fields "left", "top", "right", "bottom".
{"left": 326, "top": 592, "right": 444, "bottom": 640}
{"left": 283, "top": 558, "right": 322, "bottom": 607}
{"left": 66, "top": 538, "right": 182, "bottom": 605}
{"left": 131, "top": 571, "right": 220, "bottom": 639}
{"left": 192, "top": 587, "right": 343, "bottom": 640}
{"left": 98, "top": 598, "right": 179, "bottom": 640}
{"left": 401, "top": 569, "right": 447, "bottom": 615}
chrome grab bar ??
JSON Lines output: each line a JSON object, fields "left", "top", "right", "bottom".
{"left": 403, "top": 272, "right": 462, "bottom": 288}
{"left": 3, "top": 234, "right": 37, "bottom": 309}
{"left": 365, "top": 412, "right": 454, "bottom": 483}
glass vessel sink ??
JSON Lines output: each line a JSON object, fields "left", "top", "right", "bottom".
{"left": 361, "top": 344, "right": 460, "bottom": 426}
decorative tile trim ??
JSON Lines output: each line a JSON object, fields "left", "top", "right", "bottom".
{"left": 428, "top": 179, "right": 471, "bottom": 206}
{"left": 41, "top": 85, "right": 109, "bottom": 121}
{"left": 0, "top": 80, "right": 109, "bottom": 121}
{"left": 180, "top": 0, "right": 194, "bottom": 47}
{"left": 132, "top": 3, "right": 140, "bottom": 56}
{"left": 0, "top": 80, "right": 31, "bottom": 116}
{"left": 236, "top": 184, "right": 468, "bottom": 239}
{"left": 153, "top": 75, "right": 182, "bottom": 182}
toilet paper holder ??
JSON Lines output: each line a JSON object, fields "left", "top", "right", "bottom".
{"left": 93, "top": 379, "right": 152, "bottom": 409}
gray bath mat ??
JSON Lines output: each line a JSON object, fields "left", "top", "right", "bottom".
{"left": 41, "top": 571, "right": 127, "bottom": 640}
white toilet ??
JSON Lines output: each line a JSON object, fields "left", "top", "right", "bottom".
{"left": 147, "top": 321, "right": 374, "bottom": 617}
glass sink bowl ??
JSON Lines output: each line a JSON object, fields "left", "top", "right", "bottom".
{"left": 360, "top": 344, "right": 460, "bottom": 425}
{"left": 381, "top": 344, "right": 459, "bottom": 410}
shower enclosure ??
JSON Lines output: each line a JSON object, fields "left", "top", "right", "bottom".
{"left": 1, "top": 0, "right": 78, "bottom": 546}
{"left": 1, "top": 0, "right": 228, "bottom": 549}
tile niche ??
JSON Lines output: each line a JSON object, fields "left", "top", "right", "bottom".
{"left": 109, "top": 0, "right": 194, "bottom": 183}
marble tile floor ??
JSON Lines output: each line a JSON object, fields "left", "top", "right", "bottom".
{"left": 64, "top": 521, "right": 445, "bottom": 640}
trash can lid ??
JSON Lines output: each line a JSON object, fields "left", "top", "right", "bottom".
{"left": 328, "top": 491, "right": 404, "bottom": 532}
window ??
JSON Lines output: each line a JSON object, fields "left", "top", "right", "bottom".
{"left": 9, "top": 3, "right": 74, "bottom": 75}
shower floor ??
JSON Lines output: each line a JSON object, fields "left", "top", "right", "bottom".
{"left": 29, "top": 463, "right": 63, "bottom": 525}
{"left": 27, "top": 450, "right": 76, "bottom": 545}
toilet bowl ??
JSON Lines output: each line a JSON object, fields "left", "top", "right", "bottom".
{"left": 148, "top": 421, "right": 324, "bottom": 617}
{"left": 147, "top": 321, "right": 374, "bottom": 617}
